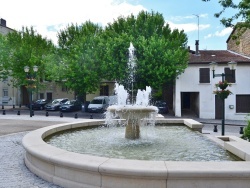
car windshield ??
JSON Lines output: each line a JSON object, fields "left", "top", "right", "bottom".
{"left": 35, "top": 100, "right": 45, "bottom": 104}
{"left": 64, "top": 101, "right": 74, "bottom": 105}
{"left": 91, "top": 99, "right": 103, "bottom": 104}
{"left": 52, "top": 100, "right": 60, "bottom": 104}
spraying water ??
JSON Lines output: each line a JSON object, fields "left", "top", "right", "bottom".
{"left": 106, "top": 42, "right": 158, "bottom": 139}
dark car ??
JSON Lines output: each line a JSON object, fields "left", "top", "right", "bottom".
{"left": 60, "top": 100, "right": 82, "bottom": 112}
{"left": 29, "top": 99, "right": 49, "bottom": 110}
{"left": 45, "top": 98, "right": 68, "bottom": 111}
{"left": 155, "top": 101, "right": 169, "bottom": 114}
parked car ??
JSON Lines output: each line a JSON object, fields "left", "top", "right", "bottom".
{"left": 60, "top": 100, "right": 82, "bottom": 112}
{"left": 108, "top": 95, "right": 118, "bottom": 106}
{"left": 155, "top": 101, "right": 169, "bottom": 114}
{"left": 28, "top": 99, "right": 50, "bottom": 110}
{"left": 45, "top": 98, "right": 68, "bottom": 111}
{"left": 88, "top": 96, "right": 109, "bottom": 113}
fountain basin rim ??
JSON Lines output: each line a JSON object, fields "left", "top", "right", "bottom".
{"left": 22, "top": 119, "right": 250, "bottom": 188}
{"left": 107, "top": 105, "right": 158, "bottom": 112}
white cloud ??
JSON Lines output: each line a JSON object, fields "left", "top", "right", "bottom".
{"left": 1, "top": 0, "right": 146, "bottom": 44}
{"left": 215, "top": 27, "right": 233, "bottom": 37}
{"left": 204, "top": 27, "right": 233, "bottom": 39}
{"left": 167, "top": 21, "right": 210, "bottom": 33}
{"left": 169, "top": 14, "right": 208, "bottom": 22}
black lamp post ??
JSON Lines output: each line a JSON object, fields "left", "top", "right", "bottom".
{"left": 209, "top": 61, "right": 237, "bottom": 136}
{"left": 24, "top": 65, "right": 38, "bottom": 117}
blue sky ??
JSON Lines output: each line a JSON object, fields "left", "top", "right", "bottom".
{"left": 0, "top": 0, "right": 237, "bottom": 50}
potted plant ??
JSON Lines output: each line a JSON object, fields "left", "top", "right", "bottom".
{"left": 213, "top": 80, "right": 232, "bottom": 99}
{"left": 213, "top": 89, "right": 232, "bottom": 99}
{"left": 215, "top": 80, "right": 231, "bottom": 90}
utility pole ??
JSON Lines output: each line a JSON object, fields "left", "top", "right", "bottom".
{"left": 193, "top": 14, "right": 199, "bottom": 41}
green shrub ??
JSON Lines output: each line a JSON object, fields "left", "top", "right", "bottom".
{"left": 242, "top": 117, "right": 250, "bottom": 141}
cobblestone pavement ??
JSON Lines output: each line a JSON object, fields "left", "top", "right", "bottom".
{"left": 0, "top": 132, "right": 61, "bottom": 188}
{"left": 0, "top": 112, "right": 248, "bottom": 188}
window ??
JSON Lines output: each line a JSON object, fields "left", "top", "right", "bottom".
{"left": 236, "top": 95, "right": 250, "bottom": 113}
{"left": 224, "top": 67, "right": 236, "bottom": 83}
{"left": 40, "top": 93, "right": 44, "bottom": 99}
{"left": 3, "top": 89, "right": 8, "bottom": 97}
{"left": 62, "top": 85, "right": 68, "bottom": 92}
{"left": 100, "top": 85, "right": 109, "bottom": 96}
{"left": 199, "top": 68, "right": 210, "bottom": 83}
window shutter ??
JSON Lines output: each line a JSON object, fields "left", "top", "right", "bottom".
{"left": 236, "top": 95, "right": 250, "bottom": 113}
{"left": 224, "top": 67, "right": 235, "bottom": 83}
{"left": 199, "top": 68, "right": 210, "bottom": 83}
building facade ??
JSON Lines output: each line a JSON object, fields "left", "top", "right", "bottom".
{"left": 227, "top": 24, "right": 250, "bottom": 57}
{"left": 0, "top": 18, "right": 17, "bottom": 106}
{"left": 174, "top": 40, "right": 250, "bottom": 121}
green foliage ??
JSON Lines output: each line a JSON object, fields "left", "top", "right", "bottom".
{"left": 103, "top": 10, "right": 189, "bottom": 91}
{"left": 5, "top": 27, "right": 55, "bottom": 89}
{"left": 242, "top": 118, "right": 250, "bottom": 141}
{"left": 57, "top": 21, "right": 104, "bottom": 97}
{"left": 0, "top": 34, "right": 10, "bottom": 81}
{"left": 202, "top": 0, "right": 250, "bottom": 28}
{"left": 1, "top": 10, "right": 189, "bottom": 99}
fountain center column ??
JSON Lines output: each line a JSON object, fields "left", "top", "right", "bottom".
{"left": 125, "top": 118, "right": 140, "bottom": 139}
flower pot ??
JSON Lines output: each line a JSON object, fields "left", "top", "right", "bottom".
{"left": 219, "top": 85, "right": 228, "bottom": 90}
{"left": 218, "top": 92, "right": 230, "bottom": 99}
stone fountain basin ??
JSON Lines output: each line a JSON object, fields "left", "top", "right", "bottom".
{"left": 22, "top": 119, "right": 250, "bottom": 188}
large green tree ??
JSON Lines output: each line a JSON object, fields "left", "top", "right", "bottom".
{"left": 203, "top": 0, "right": 250, "bottom": 28}
{"left": 202, "top": 0, "right": 250, "bottom": 43}
{"left": 102, "top": 10, "right": 189, "bottom": 91}
{"left": 57, "top": 21, "right": 104, "bottom": 99}
{"left": 5, "top": 27, "right": 54, "bottom": 89}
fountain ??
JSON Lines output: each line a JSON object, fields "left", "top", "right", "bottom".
{"left": 107, "top": 83, "right": 158, "bottom": 139}
{"left": 22, "top": 42, "right": 250, "bottom": 188}
{"left": 107, "top": 42, "right": 158, "bottom": 139}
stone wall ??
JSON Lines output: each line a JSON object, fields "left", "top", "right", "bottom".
{"left": 227, "top": 28, "right": 250, "bottom": 57}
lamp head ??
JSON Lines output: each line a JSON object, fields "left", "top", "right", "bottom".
{"left": 24, "top": 66, "right": 29, "bottom": 73}
{"left": 228, "top": 61, "right": 237, "bottom": 70}
{"left": 209, "top": 61, "right": 218, "bottom": 71}
{"left": 33, "top": 65, "right": 38, "bottom": 72}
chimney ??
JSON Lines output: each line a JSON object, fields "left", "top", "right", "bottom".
{"left": 195, "top": 40, "right": 199, "bottom": 55}
{"left": 0, "top": 19, "right": 6, "bottom": 27}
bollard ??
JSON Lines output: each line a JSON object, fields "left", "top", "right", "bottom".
{"left": 213, "top": 125, "right": 218, "bottom": 132}
{"left": 240, "top": 127, "right": 244, "bottom": 134}
{"left": 90, "top": 114, "right": 93, "bottom": 119}
{"left": 60, "top": 112, "right": 63, "bottom": 117}
{"left": 2, "top": 110, "right": 5, "bottom": 115}
{"left": 17, "top": 111, "right": 20, "bottom": 115}
{"left": 19, "top": 104, "right": 21, "bottom": 108}
{"left": 46, "top": 111, "right": 49, "bottom": 117}
{"left": 75, "top": 113, "right": 78, "bottom": 119}
{"left": 13, "top": 105, "right": 15, "bottom": 109}
{"left": 2, "top": 105, "right": 4, "bottom": 109}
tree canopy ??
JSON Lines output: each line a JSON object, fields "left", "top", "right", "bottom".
{"left": 57, "top": 21, "right": 104, "bottom": 98}
{"left": 1, "top": 10, "right": 189, "bottom": 100}
{"left": 202, "top": 0, "right": 250, "bottom": 28}
{"left": 102, "top": 11, "right": 189, "bottom": 91}
{"left": 4, "top": 27, "right": 54, "bottom": 89}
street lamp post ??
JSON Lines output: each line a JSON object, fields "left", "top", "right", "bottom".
{"left": 209, "top": 61, "right": 237, "bottom": 136}
{"left": 24, "top": 65, "right": 38, "bottom": 117}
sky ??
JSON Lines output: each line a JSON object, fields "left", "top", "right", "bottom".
{"left": 0, "top": 0, "right": 238, "bottom": 50}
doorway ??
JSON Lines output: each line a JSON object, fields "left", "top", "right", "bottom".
{"left": 181, "top": 92, "right": 200, "bottom": 117}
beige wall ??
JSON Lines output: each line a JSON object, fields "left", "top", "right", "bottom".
{"left": 227, "top": 28, "right": 250, "bottom": 57}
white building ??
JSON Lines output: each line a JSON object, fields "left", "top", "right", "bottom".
{"left": 174, "top": 41, "right": 250, "bottom": 120}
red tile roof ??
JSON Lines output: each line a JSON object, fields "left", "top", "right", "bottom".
{"left": 189, "top": 50, "right": 250, "bottom": 64}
